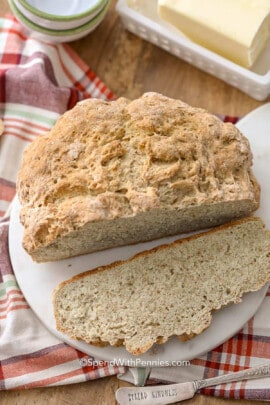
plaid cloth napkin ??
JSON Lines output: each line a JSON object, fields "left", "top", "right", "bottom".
{"left": 1, "top": 15, "right": 270, "bottom": 400}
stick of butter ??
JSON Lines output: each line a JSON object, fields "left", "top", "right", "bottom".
{"left": 158, "top": 0, "right": 270, "bottom": 68}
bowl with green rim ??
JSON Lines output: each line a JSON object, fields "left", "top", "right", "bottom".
{"left": 14, "top": 0, "right": 108, "bottom": 30}
{"left": 17, "top": 0, "right": 106, "bottom": 21}
{"left": 9, "top": 0, "right": 110, "bottom": 42}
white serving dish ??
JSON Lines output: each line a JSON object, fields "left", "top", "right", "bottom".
{"left": 14, "top": 0, "right": 107, "bottom": 30}
{"left": 9, "top": 0, "right": 110, "bottom": 43}
{"left": 19, "top": 0, "right": 105, "bottom": 19}
{"left": 116, "top": 0, "right": 270, "bottom": 101}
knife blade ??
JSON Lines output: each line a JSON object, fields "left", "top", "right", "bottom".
{"left": 116, "top": 381, "right": 196, "bottom": 405}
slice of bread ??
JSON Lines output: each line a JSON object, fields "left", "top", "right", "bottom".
{"left": 53, "top": 217, "right": 270, "bottom": 355}
{"left": 17, "top": 92, "right": 259, "bottom": 262}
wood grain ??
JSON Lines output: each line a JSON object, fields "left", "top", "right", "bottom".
{"left": 0, "top": 378, "right": 268, "bottom": 405}
{"left": 0, "top": 0, "right": 269, "bottom": 403}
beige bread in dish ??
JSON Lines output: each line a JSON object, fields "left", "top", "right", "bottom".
{"left": 17, "top": 92, "right": 260, "bottom": 262}
{"left": 53, "top": 217, "right": 270, "bottom": 355}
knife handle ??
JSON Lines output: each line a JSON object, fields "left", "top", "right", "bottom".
{"left": 194, "top": 361, "right": 270, "bottom": 390}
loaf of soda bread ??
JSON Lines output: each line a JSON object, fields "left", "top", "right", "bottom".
{"left": 17, "top": 92, "right": 260, "bottom": 262}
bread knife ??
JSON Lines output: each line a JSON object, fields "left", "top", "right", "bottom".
{"left": 116, "top": 362, "right": 270, "bottom": 405}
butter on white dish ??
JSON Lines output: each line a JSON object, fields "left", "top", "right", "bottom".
{"left": 158, "top": 0, "right": 270, "bottom": 68}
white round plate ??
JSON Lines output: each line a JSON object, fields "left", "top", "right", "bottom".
{"left": 9, "top": 103, "right": 270, "bottom": 367}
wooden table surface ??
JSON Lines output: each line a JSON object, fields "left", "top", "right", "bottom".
{"left": 1, "top": 1, "right": 269, "bottom": 404}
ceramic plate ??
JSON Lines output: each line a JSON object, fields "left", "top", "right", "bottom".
{"left": 19, "top": 0, "right": 106, "bottom": 19}
{"left": 9, "top": 103, "right": 270, "bottom": 366}
{"left": 13, "top": 0, "right": 108, "bottom": 30}
{"left": 9, "top": 0, "right": 110, "bottom": 36}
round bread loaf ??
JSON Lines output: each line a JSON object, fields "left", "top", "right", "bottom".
{"left": 17, "top": 92, "right": 260, "bottom": 262}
